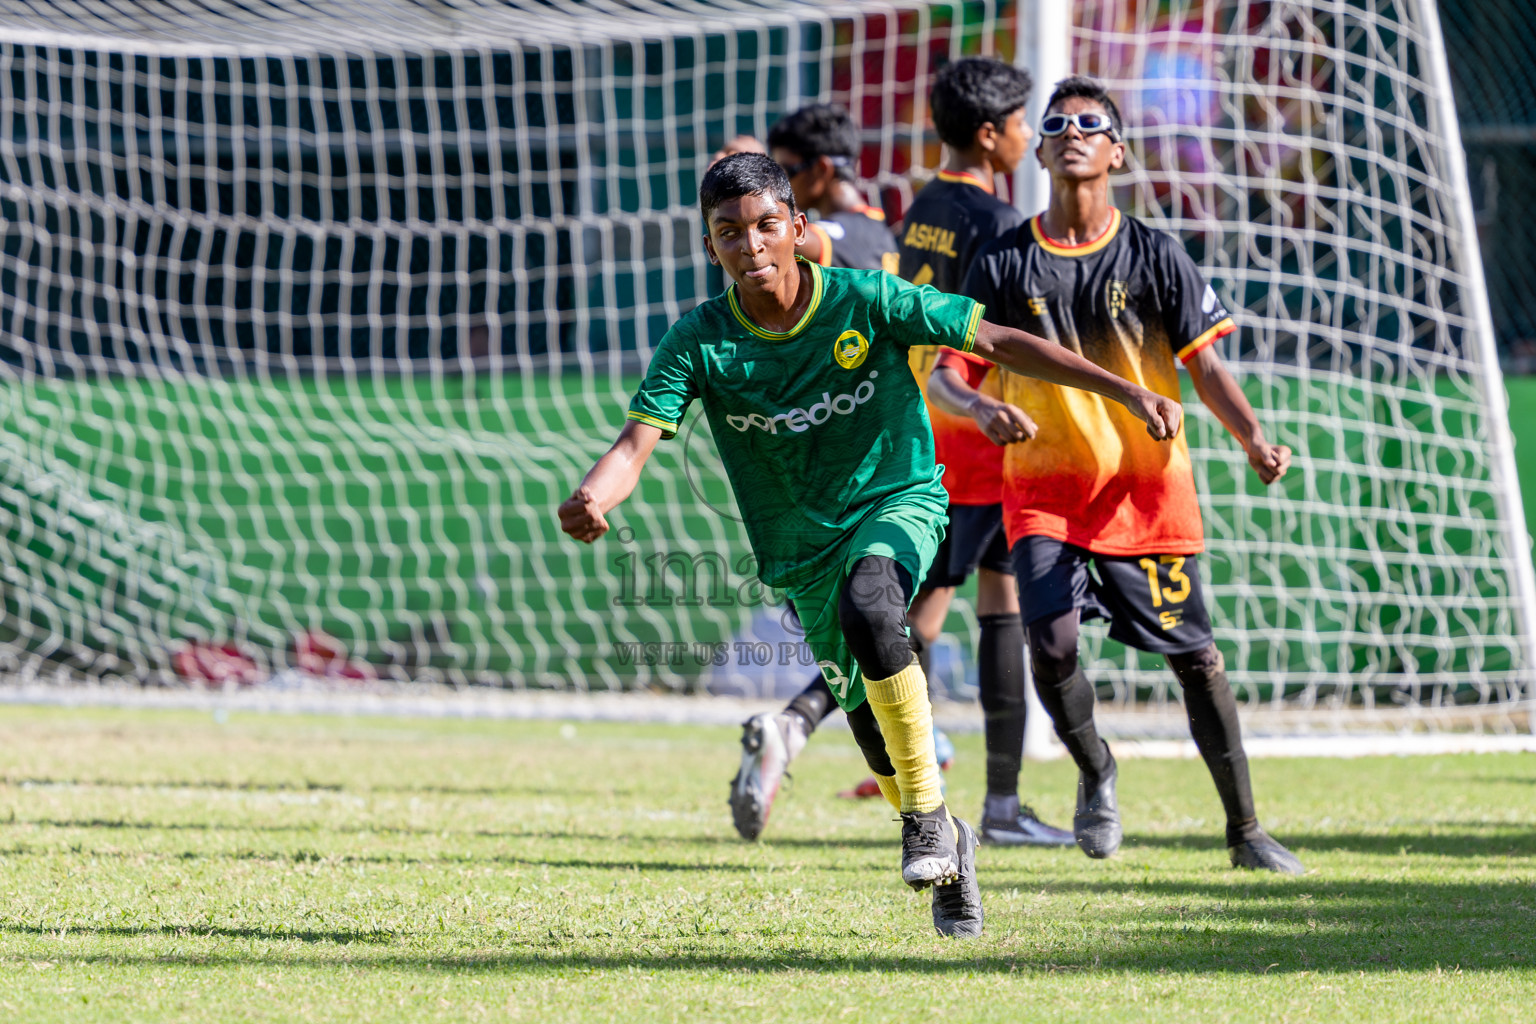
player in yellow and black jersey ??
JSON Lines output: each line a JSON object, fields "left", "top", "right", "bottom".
{"left": 932, "top": 76, "right": 1303, "bottom": 874}
{"left": 894, "top": 58, "right": 1076, "bottom": 849}
{"left": 896, "top": 88, "right": 1027, "bottom": 292}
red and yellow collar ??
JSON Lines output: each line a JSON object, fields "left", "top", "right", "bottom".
{"left": 1030, "top": 208, "right": 1122, "bottom": 257}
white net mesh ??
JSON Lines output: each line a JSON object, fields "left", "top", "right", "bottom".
{"left": 1069, "top": 0, "right": 1535, "bottom": 720}
{"left": 0, "top": 0, "right": 1530, "bottom": 721}
{"left": 0, "top": 0, "right": 1015, "bottom": 689}
{"left": 1440, "top": 0, "right": 1536, "bottom": 367}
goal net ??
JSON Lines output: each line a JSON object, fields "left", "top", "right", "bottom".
{"left": 0, "top": 0, "right": 1530, "bottom": 728}
{"left": 1066, "top": 0, "right": 1535, "bottom": 729}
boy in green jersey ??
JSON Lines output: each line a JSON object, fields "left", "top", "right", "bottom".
{"left": 558, "top": 153, "right": 1180, "bottom": 938}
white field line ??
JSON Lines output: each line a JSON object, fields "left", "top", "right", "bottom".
{"left": 0, "top": 684, "right": 1532, "bottom": 759}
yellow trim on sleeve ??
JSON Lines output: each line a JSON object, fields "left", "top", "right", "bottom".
{"left": 726, "top": 258, "right": 825, "bottom": 340}
{"left": 1030, "top": 208, "right": 1122, "bottom": 257}
{"left": 1176, "top": 317, "right": 1236, "bottom": 363}
{"left": 626, "top": 410, "right": 678, "bottom": 434}
{"left": 959, "top": 302, "right": 983, "bottom": 353}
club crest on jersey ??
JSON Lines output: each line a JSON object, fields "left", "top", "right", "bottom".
{"left": 833, "top": 329, "right": 870, "bottom": 369}
{"left": 1106, "top": 280, "right": 1128, "bottom": 319}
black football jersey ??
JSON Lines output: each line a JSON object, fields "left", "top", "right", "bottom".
{"left": 814, "top": 204, "right": 899, "bottom": 273}
{"left": 960, "top": 208, "right": 1236, "bottom": 554}
{"left": 962, "top": 209, "right": 1233, "bottom": 372}
{"left": 898, "top": 171, "right": 1023, "bottom": 504}
{"left": 897, "top": 171, "right": 1026, "bottom": 294}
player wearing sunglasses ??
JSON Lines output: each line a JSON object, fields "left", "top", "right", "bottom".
{"left": 1038, "top": 109, "right": 1120, "bottom": 141}
{"left": 927, "top": 75, "right": 1305, "bottom": 874}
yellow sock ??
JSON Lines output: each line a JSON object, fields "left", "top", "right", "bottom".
{"left": 872, "top": 772, "right": 902, "bottom": 811}
{"left": 863, "top": 660, "right": 945, "bottom": 814}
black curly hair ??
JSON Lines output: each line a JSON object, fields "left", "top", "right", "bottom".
{"left": 766, "top": 103, "right": 860, "bottom": 181}
{"left": 929, "top": 57, "right": 1034, "bottom": 150}
{"left": 699, "top": 152, "right": 797, "bottom": 224}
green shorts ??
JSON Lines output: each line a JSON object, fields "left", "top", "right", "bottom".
{"left": 786, "top": 495, "right": 945, "bottom": 713}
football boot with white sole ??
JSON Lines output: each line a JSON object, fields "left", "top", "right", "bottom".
{"left": 728, "top": 712, "right": 804, "bottom": 841}
{"left": 900, "top": 804, "right": 961, "bottom": 890}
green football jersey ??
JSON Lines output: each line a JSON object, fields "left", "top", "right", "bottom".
{"left": 627, "top": 259, "right": 983, "bottom": 589}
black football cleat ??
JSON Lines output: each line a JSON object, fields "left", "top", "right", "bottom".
{"left": 932, "top": 816, "right": 983, "bottom": 938}
{"left": 979, "top": 802, "right": 1075, "bottom": 847}
{"left": 1229, "top": 828, "right": 1306, "bottom": 875}
{"left": 1074, "top": 757, "right": 1122, "bottom": 859}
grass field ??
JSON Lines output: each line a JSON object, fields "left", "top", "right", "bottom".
{"left": 0, "top": 706, "right": 1531, "bottom": 1022}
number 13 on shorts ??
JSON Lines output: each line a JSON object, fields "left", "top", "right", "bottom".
{"left": 1139, "top": 555, "right": 1191, "bottom": 631}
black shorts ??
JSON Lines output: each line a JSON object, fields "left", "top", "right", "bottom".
{"left": 923, "top": 503, "right": 1013, "bottom": 589}
{"left": 1010, "top": 535, "right": 1214, "bottom": 655}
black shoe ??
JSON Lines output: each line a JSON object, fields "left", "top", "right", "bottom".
{"left": 900, "top": 804, "right": 959, "bottom": 891}
{"left": 1074, "top": 757, "right": 1121, "bottom": 859}
{"left": 1229, "top": 828, "right": 1305, "bottom": 875}
{"left": 932, "top": 817, "right": 982, "bottom": 938}
{"left": 979, "top": 803, "right": 1075, "bottom": 847}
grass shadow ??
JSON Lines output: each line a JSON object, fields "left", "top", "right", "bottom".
{"left": 7, "top": 879, "right": 1533, "bottom": 976}
{"left": 0, "top": 817, "right": 902, "bottom": 849}
{"left": 0, "top": 777, "right": 629, "bottom": 798}
{"left": 1121, "top": 828, "right": 1536, "bottom": 858}
{"left": 0, "top": 843, "right": 822, "bottom": 873}
{"left": 1, "top": 923, "right": 393, "bottom": 944}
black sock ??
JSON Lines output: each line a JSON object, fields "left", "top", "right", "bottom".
{"left": 1033, "top": 668, "right": 1112, "bottom": 782}
{"left": 978, "top": 612, "right": 1025, "bottom": 796}
{"left": 785, "top": 675, "right": 837, "bottom": 732}
{"left": 1169, "top": 646, "right": 1260, "bottom": 846}
{"left": 845, "top": 701, "right": 895, "bottom": 778}
{"left": 1027, "top": 611, "right": 1112, "bottom": 783}
{"left": 909, "top": 629, "right": 935, "bottom": 698}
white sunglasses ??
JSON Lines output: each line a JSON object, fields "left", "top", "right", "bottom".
{"left": 1040, "top": 111, "right": 1118, "bottom": 140}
